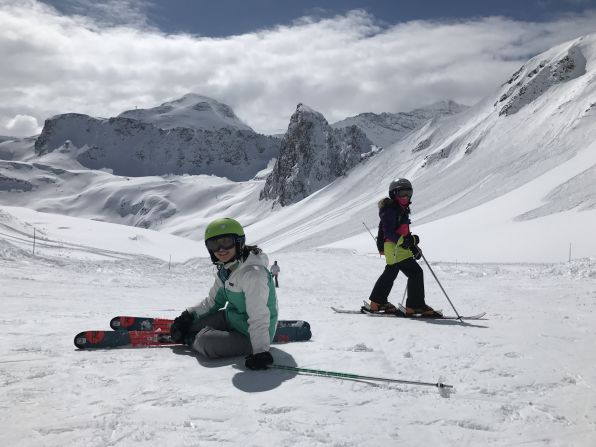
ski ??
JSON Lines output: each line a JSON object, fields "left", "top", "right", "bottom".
{"left": 273, "top": 320, "right": 312, "bottom": 343}
{"left": 74, "top": 330, "right": 178, "bottom": 349}
{"left": 110, "top": 316, "right": 173, "bottom": 332}
{"left": 330, "top": 307, "right": 486, "bottom": 320}
{"left": 75, "top": 321, "right": 311, "bottom": 350}
{"left": 108, "top": 315, "right": 312, "bottom": 344}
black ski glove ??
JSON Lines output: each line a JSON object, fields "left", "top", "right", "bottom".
{"left": 400, "top": 234, "right": 420, "bottom": 249}
{"left": 411, "top": 245, "right": 422, "bottom": 260}
{"left": 245, "top": 351, "right": 274, "bottom": 370}
{"left": 170, "top": 310, "right": 194, "bottom": 343}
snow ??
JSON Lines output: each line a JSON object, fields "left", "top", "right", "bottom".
{"left": 117, "top": 93, "right": 254, "bottom": 132}
{"left": 326, "top": 140, "right": 596, "bottom": 263}
{"left": 1, "top": 33, "right": 596, "bottom": 446}
{"left": 0, "top": 206, "right": 203, "bottom": 262}
{"left": 1, "top": 208, "right": 596, "bottom": 446}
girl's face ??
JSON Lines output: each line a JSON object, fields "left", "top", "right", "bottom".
{"left": 397, "top": 196, "right": 410, "bottom": 206}
{"left": 206, "top": 235, "right": 238, "bottom": 263}
{"left": 214, "top": 246, "right": 236, "bottom": 263}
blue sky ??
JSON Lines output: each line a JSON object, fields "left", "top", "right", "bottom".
{"left": 40, "top": 0, "right": 596, "bottom": 36}
{"left": 1, "top": 0, "right": 596, "bottom": 136}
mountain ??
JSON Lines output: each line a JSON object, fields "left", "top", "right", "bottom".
{"left": 244, "top": 33, "right": 596, "bottom": 260}
{"left": 0, "top": 136, "right": 36, "bottom": 161}
{"left": 118, "top": 93, "right": 253, "bottom": 132}
{"left": 260, "top": 104, "right": 373, "bottom": 206}
{"left": 1, "top": 35, "right": 595, "bottom": 262}
{"left": 331, "top": 100, "right": 468, "bottom": 148}
{"left": 33, "top": 95, "right": 280, "bottom": 181}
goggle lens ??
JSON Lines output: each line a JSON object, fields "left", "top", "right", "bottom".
{"left": 206, "top": 236, "right": 236, "bottom": 252}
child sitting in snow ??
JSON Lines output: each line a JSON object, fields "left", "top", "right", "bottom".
{"left": 169, "top": 218, "right": 278, "bottom": 370}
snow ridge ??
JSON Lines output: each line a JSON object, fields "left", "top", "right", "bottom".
{"left": 118, "top": 93, "right": 253, "bottom": 132}
{"left": 332, "top": 100, "right": 468, "bottom": 148}
{"left": 497, "top": 44, "right": 587, "bottom": 116}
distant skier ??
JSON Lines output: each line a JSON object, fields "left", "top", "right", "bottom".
{"left": 270, "top": 261, "right": 280, "bottom": 287}
{"left": 367, "top": 178, "right": 439, "bottom": 317}
{"left": 169, "top": 218, "right": 278, "bottom": 370}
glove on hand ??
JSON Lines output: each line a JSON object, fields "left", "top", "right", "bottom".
{"left": 170, "top": 310, "right": 194, "bottom": 343}
{"left": 400, "top": 234, "right": 420, "bottom": 249}
{"left": 411, "top": 245, "right": 422, "bottom": 260}
{"left": 245, "top": 351, "right": 274, "bottom": 370}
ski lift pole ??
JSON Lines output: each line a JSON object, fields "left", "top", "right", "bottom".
{"left": 270, "top": 364, "right": 453, "bottom": 395}
{"left": 420, "top": 252, "right": 463, "bottom": 321}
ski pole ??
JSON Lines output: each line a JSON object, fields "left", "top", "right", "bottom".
{"left": 363, "top": 221, "right": 381, "bottom": 258}
{"left": 270, "top": 364, "right": 454, "bottom": 393}
{"left": 362, "top": 221, "right": 376, "bottom": 243}
{"left": 420, "top": 252, "right": 463, "bottom": 321}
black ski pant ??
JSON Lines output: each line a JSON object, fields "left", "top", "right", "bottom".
{"left": 368, "top": 257, "right": 426, "bottom": 309}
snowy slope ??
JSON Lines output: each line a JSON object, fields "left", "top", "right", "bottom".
{"left": 331, "top": 100, "right": 468, "bottom": 148}
{"left": 0, "top": 211, "right": 595, "bottom": 447}
{"left": 0, "top": 206, "right": 203, "bottom": 262}
{"left": 246, "top": 34, "right": 596, "bottom": 261}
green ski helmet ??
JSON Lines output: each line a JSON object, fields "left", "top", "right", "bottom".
{"left": 204, "top": 218, "right": 246, "bottom": 263}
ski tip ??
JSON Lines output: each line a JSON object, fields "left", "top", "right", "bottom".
{"left": 74, "top": 330, "right": 106, "bottom": 349}
{"left": 73, "top": 331, "right": 85, "bottom": 349}
{"left": 110, "top": 316, "right": 139, "bottom": 330}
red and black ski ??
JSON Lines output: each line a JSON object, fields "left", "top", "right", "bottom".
{"left": 74, "top": 330, "right": 178, "bottom": 349}
{"left": 74, "top": 316, "right": 312, "bottom": 349}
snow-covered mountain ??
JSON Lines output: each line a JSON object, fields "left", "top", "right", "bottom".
{"left": 1, "top": 34, "right": 596, "bottom": 262}
{"left": 331, "top": 100, "right": 468, "bottom": 148}
{"left": 33, "top": 96, "right": 281, "bottom": 181}
{"left": 0, "top": 136, "right": 36, "bottom": 161}
{"left": 260, "top": 104, "right": 374, "bottom": 206}
{"left": 249, "top": 33, "right": 596, "bottom": 260}
{"left": 118, "top": 93, "right": 253, "bottom": 132}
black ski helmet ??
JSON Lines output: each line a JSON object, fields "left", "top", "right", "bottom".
{"left": 388, "top": 178, "right": 413, "bottom": 199}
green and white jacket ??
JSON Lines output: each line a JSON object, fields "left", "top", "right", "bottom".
{"left": 187, "top": 250, "right": 278, "bottom": 353}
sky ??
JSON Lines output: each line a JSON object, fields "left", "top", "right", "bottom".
{"left": 2, "top": 0, "right": 596, "bottom": 137}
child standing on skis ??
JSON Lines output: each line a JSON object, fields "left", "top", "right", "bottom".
{"left": 367, "top": 178, "right": 439, "bottom": 317}
{"left": 169, "top": 218, "right": 278, "bottom": 370}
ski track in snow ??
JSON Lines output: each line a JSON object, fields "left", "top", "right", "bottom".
{"left": 1, "top": 248, "right": 596, "bottom": 446}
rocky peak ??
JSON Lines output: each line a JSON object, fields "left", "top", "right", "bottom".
{"left": 260, "top": 103, "right": 373, "bottom": 206}
{"left": 496, "top": 44, "right": 587, "bottom": 116}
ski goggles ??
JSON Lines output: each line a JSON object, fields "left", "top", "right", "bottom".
{"left": 205, "top": 235, "right": 236, "bottom": 252}
{"left": 395, "top": 188, "right": 413, "bottom": 198}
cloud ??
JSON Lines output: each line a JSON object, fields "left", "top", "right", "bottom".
{"left": 1, "top": 1, "right": 596, "bottom": 135}
{"left": 3, "top": 114, "right": 41, "bottom": 137}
